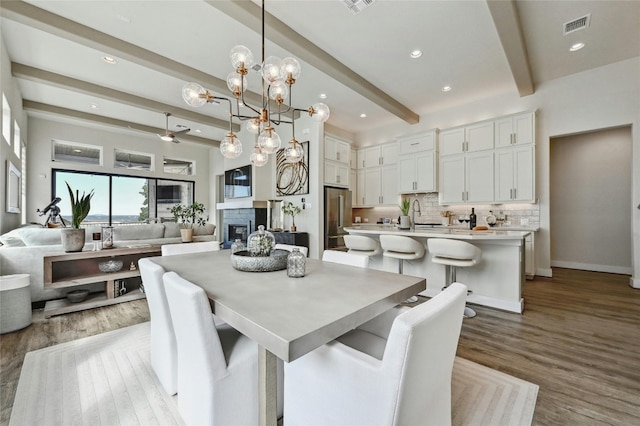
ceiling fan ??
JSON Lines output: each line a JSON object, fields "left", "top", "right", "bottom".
{"left": 157, "top": 112, "right": 190, "bottom": 143}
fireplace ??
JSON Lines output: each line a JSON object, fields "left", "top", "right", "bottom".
{"left": 228, "top": 224, "right": 249, "bottom": 244}
{"left": 222, "top": 208, "right": 267, "bottom": 248}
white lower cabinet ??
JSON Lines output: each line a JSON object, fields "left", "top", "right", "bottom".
{"left": 495, "top": 145, "right": 534, "bottom": 203}
{"left": 440, "top": 151, "right": 493, "bottom": 204}
{"left": 525, "top": 233, "right": 535, "bottom": 279}
{"left": 324, "top": 161, "right": 349, "bottom": 188}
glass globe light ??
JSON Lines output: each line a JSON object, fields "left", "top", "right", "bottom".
{"left": 226, "top": 72, "right": 247, "bottom": 95}
{"left": 262, "top": 56, "right": 282, "bottom": 83}
{"left": 250, "top": 145, "right": 269, "bottom": 167}
{"left": 268, "top": 81, "right": 289, "bottom": 103}
{"left": 280, "top": 57, "right": 301, "bottom": 82}
{"left": 230, "top": 45, "right": 254, "bottom": 69}
{"left": 245, "top": 118, "right": 260, "bottom": 135}
{"left": 311, "top": 102, "right": 330, "bottom": 122}
{"left": 182, "top": 82, "right": 207, "bottom": 107}
{"left": 284, "top": 139, "right": 304, "bottom": 163}
{"left": 258, "top": 126, "right": 281, "bottom": 154}
{"left": 220, "top": 132, "right": 243, "bottom": 159}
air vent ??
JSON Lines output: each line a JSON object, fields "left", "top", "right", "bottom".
{"left": 341, "top": 0, "right": 375, "bottom": 16}
{"left": 563, "top": 14, "right": 591, "bottom": 35}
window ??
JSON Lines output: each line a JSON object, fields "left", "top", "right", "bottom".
{"left": 115, "top": 149, "right": 153, "bottom": 172}
{"left": 53, "top": 140, "right": 102, "bottom": 165}
{"left": 13, "top": 120, "right": 21, "bottom": 158}
{"left": 52, "top": 169, "right": 194, "bottom": 226}
{"left": 2, "top": 93, "right": 11, "bottom": 145}
{"left": 163, "top": 157, "right": 194, "bottom": 175}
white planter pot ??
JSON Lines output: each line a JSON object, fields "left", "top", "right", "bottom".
{"left": 399, "top": 216, "right": 410, "bottom": 229}
{"left": 61, "top": 228, "right": 86, "bottom": 252}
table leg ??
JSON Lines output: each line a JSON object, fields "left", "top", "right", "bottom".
{"left": 258, "top": 346, "right": 278, "bottom": 426}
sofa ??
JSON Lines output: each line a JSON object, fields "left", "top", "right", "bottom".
{"left": 0, "top": 223, "right": 217, "bottom": 303}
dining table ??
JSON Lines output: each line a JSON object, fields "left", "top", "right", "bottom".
{"left": 151, "top": 250, "right": 426, "bottom": 426}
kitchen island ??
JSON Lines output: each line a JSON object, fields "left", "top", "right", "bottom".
{"left": 344, "top": 225, "right": 531, "bottom": 313}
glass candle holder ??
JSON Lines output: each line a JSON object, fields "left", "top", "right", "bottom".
{"left": 101, "top": 226, "right": 114, "bottom": 249}
{"left": 247, "top": 225, "right": 275, "bottom": 257}
{"left": 287, "top": 248, "right": 306, "bottom": 278}
{"left": 92, "top": 232, "right": 101, "bottom": 251}
{"left": 231, "top": 239, "right": 245, "bottom": 254}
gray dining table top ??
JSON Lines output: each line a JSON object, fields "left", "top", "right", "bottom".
{"left": 151, "top": 250, "right": 426, "bottom": 362}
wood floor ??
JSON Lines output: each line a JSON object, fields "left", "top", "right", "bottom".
{"left": 1, "top": 268, "right": 639, "bottom": 425}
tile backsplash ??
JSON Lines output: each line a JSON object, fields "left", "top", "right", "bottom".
{"left": 353, "top": 193, "right": 540, "bottom": 227}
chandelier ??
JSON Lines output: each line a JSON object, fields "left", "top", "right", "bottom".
{"left": 181, "top": 0, "right": 330, "bottom": 167}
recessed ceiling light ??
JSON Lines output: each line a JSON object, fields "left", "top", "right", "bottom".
{"left": 89, "top": 103, "right": 99, "bottom": 109}
{"left": 102, "top": 56, "right": 117, "bottom": 64}
{"left": 360, "top": 113, "right": 367, "bottom": 118}
{"left": 73, "top": 149, "right": 82, "bottom": 153}
{"left": 569, "top": 42, "right": 585, "bottom": 52}
{"left": 410, "top": 49, "right": 422, "bottom": 59}
{"left": 319, "top": 93, "right": 327, "bottom": 99}
{"left": 441, "top": 86, "right": 452, "bottom": 92}
{"left": 194, "top": 129, "right": 202, "bottom": 133}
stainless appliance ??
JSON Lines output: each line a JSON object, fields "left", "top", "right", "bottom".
{"left": 324, "top": 187, "right": 352, "bottom": 250}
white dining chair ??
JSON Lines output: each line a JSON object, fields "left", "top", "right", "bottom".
{"left": 163, "top": 271, "right": 275, "bottom": 425}
{"left": 161, "top": 240, "right": 221, "bottom": 256}
{"left": 138, "top": 258, "right": 177, "bottom": 395}
{"left": 322, "top": 249, "right": 369, "bottom": 268}
{"left": 274, "top": 243, "right": 309, "bottom": 257}
{"left": 284, "top": 282, "right": 467, "bottom": 426}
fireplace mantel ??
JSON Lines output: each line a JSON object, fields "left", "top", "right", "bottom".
{"left": 216, "top": 200, "right": 268, "bottom": 210}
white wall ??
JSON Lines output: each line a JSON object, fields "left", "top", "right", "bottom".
{"left": 0, "top": 39, "right": 28, "bottom": 235}
{"left": 550, "top": 127, "right": 632, "bottom": 274}
{"left": 26, "top": 117, "right": 217, "bottom": 226}
{"left": 355, "top": 57, "right": 640, "bottom": 285}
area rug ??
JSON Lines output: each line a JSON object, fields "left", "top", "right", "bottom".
{"left": 10, "top": 322, "right": 538, "bottom": 426}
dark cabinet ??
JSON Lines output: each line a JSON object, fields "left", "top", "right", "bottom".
{"left": 272, "top": 232, "right": 309, "bottom": 250}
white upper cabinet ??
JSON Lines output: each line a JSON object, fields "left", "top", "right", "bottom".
{"left": 324, "top": 161, "right": 349, "bottom": 188}
{"left": 495, "top": 112, "right": 534, "bottom": 148}
{"left": 397, "top": 131, "right": 438, "bottom": 194}
{"left": 494, "top": 145, "right": 535, "bottom": 202}
{"left": 440, "top": 151, "right": 494, "bottom": 204}
{"left": 324, "top": 135, "right": 350, "bottom": 164}
{"left": 350, "top": 149, "right": 357, "bottom": 169}
{"left": 440, "top": 121, "right": 493, "bottom": 156}
{"left": 358, "top": 142, "right": 397, "bottom": 168}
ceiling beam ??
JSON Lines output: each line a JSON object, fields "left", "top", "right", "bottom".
{"left": 207, "top": 0, "right": 420, "bottom": 125}
{"left": 23, "top": 100, "right": 220, "bottom": 147}
{"left": 486, "top": 0, "right": 535, "bottom": 96}
{"left": 12, "top": 63, "right": 238, "bottom": 132}
{"left": 0, "top": 0, "right": 265, "bottom": 112}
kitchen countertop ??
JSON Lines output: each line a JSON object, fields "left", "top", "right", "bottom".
{"left": 345, "top": 225, "right": 532, "bottom": 240}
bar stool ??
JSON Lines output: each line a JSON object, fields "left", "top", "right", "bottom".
{"left": 379, "top": 235, "right": 426, "bottom": 303}
{"left": 344, "top": 235, "right": 381, "bottom": 257}
{"left": 427, "top": 238, "right": 482, "bottom": 318}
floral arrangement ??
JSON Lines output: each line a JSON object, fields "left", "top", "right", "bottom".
{"left": 170, "top": 202, "right": 208, "bottom": 229}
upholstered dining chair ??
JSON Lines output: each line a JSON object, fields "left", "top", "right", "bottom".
{"left": 161, "top": 240, "right": 221, "bottom": 256}
{"left": 284, "top": 282, "right": 467, "bottom": 426}
{"left": 138, "top": 258, "right": 177, "bottom": 395}
{"left": 163, "top": 271, "right": 271, "bottom": 425}
{"left": 274, "top": 243, "right": 309, "bottom": 257}
{"left": 322, "top": 249, "right": 369, "bottom": 268}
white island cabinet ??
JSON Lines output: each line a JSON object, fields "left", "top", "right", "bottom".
{"left": 345, "top": 226, "right": 530, "bottom": 313}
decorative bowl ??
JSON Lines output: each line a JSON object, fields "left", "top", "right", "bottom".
{"left": 66, "top": 289, "right": 89, "bottom": 303}
{"left": 230, "top": 249, "right": 289, "bottom": 272}
{"left": 98, "top": 259, "right": 124, "bottom": 273}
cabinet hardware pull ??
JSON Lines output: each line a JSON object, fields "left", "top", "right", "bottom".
{"left": 337, "top": 152, "right": 340, "bottom": 161}
{"left": 410, "top": 142, "right": 419, "bottom": 146}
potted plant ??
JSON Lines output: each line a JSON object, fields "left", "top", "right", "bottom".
{"left": 399, "top": 199, "right": 410, "bottom": 229}
{"left": 62, "top": 182, "right": 94, "bottom": 252}
{"left": 281, "top": 201, "right": 302, "bottom": 232}
{"left": 170, "top": 201, "right": 208, "bottom": 242}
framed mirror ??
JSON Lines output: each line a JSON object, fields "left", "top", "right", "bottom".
{"left": 6, "top": 160, "right": 21, "bottom": 213}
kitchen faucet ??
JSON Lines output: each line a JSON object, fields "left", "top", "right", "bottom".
{"left": 411, "top": 199, "right": 421, "bottom": 230}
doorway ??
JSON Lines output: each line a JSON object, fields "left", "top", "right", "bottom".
{"left": 550, "top": 126, "right": 632, "bottom": 274}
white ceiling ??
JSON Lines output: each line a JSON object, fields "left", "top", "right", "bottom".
{"left": 1, "top": 0, "right": 638, "bottom": 147}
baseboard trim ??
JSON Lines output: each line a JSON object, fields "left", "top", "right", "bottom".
{"left": 630, "top": 276, "right": 640, "bottom": 289}
{"left": 551, "top": 261, "right": 632, "bottom": 275}
{"left": 536, "top": 267, "right": 552, "bottom": 278}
